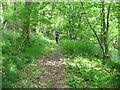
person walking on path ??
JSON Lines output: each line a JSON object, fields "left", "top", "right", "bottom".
{"left": 55, "top": 31, "right": 59, "bottom": 44}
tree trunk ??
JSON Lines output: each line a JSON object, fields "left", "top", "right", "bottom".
{"left": 22, "top": 1, "right": 32, "bottom": 40}
{"left": 37, "top": 5, "right": 40, "bottom": 33}
{"left": 104, "top": 4, "right": 111, "bottom": 58}
{"left": 118, "top": 3, "right": 120, "bottom": 60}
{"left": 80, "top": 1, "right": 105, "bottom": 58}
{"left": 100, "top": 2, "right": 105, "bottom": 46}
{"left": 100, "top": 2, "right": 111, "bottom": 58}
{"left": 14, "top": 2, "right": 17, "bottom": 32}
{"left": 0, "top": 2, "right": 3, "bottom": 29}
{"left": 101, "top": 2, "right": 106, "bottom": 57}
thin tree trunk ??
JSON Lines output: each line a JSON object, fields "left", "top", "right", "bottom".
{"left": 14, "top": 2, "right": 18, "bottom": 32}
{"left": 118, "top": 2, "right": 120, "bottom": 60}
{"left": 0, "top": 2, "right": 3, "bottom": 29}
{"left": 2, "top": 3, "right": 8, "bottom": 29}
{"left": 101, "top": 2, "right": 106, "bottom": 49}
{"left": 80, "top": 1, "right": 105, "bottom": 57}
{"left": 85, "top": 15, "right": 105, "bottom": 55}
{"left": 104, "top": 4, "right": 111, "bottom": 58}
{"left": 101, "top": 1, "right": 106, "bottom": 57}
{"left": 100, "top": 3, "right": 104, "bottom": 46}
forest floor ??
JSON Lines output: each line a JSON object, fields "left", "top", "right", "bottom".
{"left": 36, "top": 45, "right": 69, "bottom": 88}
{"left": 15, "top": 45, "right": 69, "bottom": 88}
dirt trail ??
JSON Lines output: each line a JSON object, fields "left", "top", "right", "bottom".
{"left": 37, "top": 45, "right": 69, "bottom": 88}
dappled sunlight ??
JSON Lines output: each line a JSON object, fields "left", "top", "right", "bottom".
{"left": 72, "top": 57, "right": 96, "bottom": 68}
{"left": 38, "top": 57, "right": 70, "bottom": 68}
{"left": 44, "top": 60, "right": 66, "bottom": 67}
{"left": 36, "top": 46, "right": 69, "bottom": 88}
{"left": 64, "top": 54, "right": 119, "bottom": 88}
{"left": 69, "top": 63, "right": 76, "bottom": 66}
{"left": 2, "top": 1, "right": 119, "bottom": 88}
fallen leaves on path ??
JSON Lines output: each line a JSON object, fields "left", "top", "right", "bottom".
{"left": 15, "top": 45, "right": 69, "bottom": 88}
{"left": 37, "top": 45, "right": 69, "bottom": 88}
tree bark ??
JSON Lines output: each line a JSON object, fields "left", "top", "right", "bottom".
{"left": 118, "top": 2, "right": 120, "bottom": 60}
{"left": 22, "top": 1, "right": 32, "bottom": 40}
{"left": 0, "top": 2, "right": 3, "bottom": 29}
{"left": 101, "top": 1, "right": 106, "bottom": 57}
{"left": 101, "top": 2, "right": 105, "bottom": 46}
{"left": 14, "top": 2, "right": 18, "bottom": 32}
{"left": 104, "top": 4, "right": 111, "bottom": 58}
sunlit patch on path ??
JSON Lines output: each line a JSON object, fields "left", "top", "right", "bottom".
{"left": 37, "top": 45, "right": 69, "bottom": 88}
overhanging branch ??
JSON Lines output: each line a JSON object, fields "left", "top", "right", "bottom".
{"left": 80, "top": 1, "right": 105, "bottom": 55}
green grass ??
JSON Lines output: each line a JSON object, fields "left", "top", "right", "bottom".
{"left": 14, "top": 64, "right": 44, "bottom": 88}
{"left": 59, "top": 40, "right": 103, "bottom": 58}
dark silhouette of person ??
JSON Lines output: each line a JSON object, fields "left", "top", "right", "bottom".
{"left": 55, "top": 31, "right": 59, "bottom": 44}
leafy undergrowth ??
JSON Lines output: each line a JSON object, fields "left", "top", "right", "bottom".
{"left": 59, "top": 40, "right": 120, "bottom": 88}
{"left": 14, "top": 63, "right": 50, "bottom": 88}
{"left": 65, "top": 56, "right": 119, "bottom": 88}
{"left": 2, "top": 30, "right": 55, "bottom": 88}
{"left": 59, "top": 40, "right": 103, "bottom": 58}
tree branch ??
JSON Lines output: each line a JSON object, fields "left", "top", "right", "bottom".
{"left": 106, "top": 3, "right": 111, "bottom": 34}
{"left": 80, "top": 1, "right": 105, "bottom": 55}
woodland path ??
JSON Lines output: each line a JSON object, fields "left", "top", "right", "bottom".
{"left": 36, "top": 45, "right": 69, "bottom": 88}
{"left": 15, "top": 45, "right": 69, "bottom": 88}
